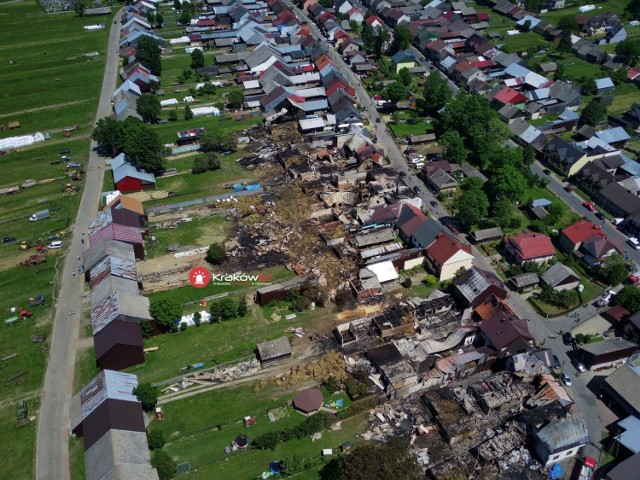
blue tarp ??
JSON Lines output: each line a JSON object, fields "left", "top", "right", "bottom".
{"left": 547, "top": 463, "right": 563, "bottom": 479}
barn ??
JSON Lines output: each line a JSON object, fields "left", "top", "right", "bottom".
{"left": 89, "top": 223, "right": 145, "bottom": 260}
{"left": 110, "top": 153, "right": 156, "bottom": 193}
{"left": 107, "top": 195, "right": 147, "bottom": 228}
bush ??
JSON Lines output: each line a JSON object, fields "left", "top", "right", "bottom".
{"left": 422, "top": 274, "right": 437, "bottom": 286}
{"left": 147, "top": 429, "right": 165, "bottom": 450}
{"left": 140, "top": 320, "right": 154, "bottom": 338}
{"left": 404, "top": 277, "right": 412, "bottom": 288}
{"left": 179, "top": 322, "right": 188, "bottom": 332}
{"left": 253, "top": 431, "right": 283, "bottom": 451}
{"left": 193, "top": 311, "right": 201, "bottom": 327}
{"left": 151, "top": 450, "right": 177, "bottom": 480}
{"left": 325, "top": 376, "right": 340, "bottom": 393}
{"left": 209, "top": 298, "right": 240, "bottom": 322}
{"left": 205, "top": 243, "right": 225, "bottom": 265}
{"left": 133, "top": 383, "right": 160, "bottom": 412}
{"left": 575, "top": 333, "right": 585, "bottom": 344}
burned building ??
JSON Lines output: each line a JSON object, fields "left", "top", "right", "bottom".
{"left": 468, "top": 371, "right": 534, "bottom": 415}
{"left": 367, "top": 343, "right": 417, "bottom": 398}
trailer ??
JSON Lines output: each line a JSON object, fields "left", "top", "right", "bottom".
{"left": 21, "top": 255, "right": 46, "bottom": 267}
{"left": 576, "top": 456, "right": 597, "bottom": 480}
{"left": 29, "top": 296, "right": 45, "bottom": 306}
{"left": 29, "top": 209, "right": 50, "bottom": 222}
{"left": 5, "top": 316, "right": 19, "bottom": 326}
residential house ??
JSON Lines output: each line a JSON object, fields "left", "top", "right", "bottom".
{"left": 504, "top": 232, "right": 555, "bottom": 265}
{"left": 425, "top": 169, "right": 458, "bottom": 194}
{"left": 367, "top": 342, "right": 417, "bottom": 398}
{"left": 425, "top": 233, "right": 474, "bottom": 281}
{"left": 624, "top": 312, "right": 640, "bottom": 343}
{"left": 540, "top": 263, "right": 581, "bottom": 291}
{"left": 391, "top": 49, "right": 416, "bottom": 73}
{"left": 606, "top": 453, "right": 640, "bottom": 480}
{"left": 578, "top": 337, "right": 637, "bottom": 371}
{"left": 579, "top": 236, "right": 624, "bottom": 266}
{"left": 364, "top": 15, "right": 384, "bottom": 29}
{"left": 559, "top": 219, "right": 606, "bottom": 253}
{"left": 544, "top": 137, "right": 589, "bottom": 177}
{"left": 595, "top": 127, "right": 630, "bottom": 148}
{"left": 582, "top": 13, "right": 618, "bottom": 36}
{"left": 599, "top": 182, "right": 640, "bottom": 218}
{"left": 534, "top": 413, "right": 589, "bottom": 466}
{"left": 609, "top": 103, "right": 640, "bottom": 131}
{"left": 479, "top": 311, "right": 534, "bottom": 355}
{"left": 603, "top": 353, "right": 640, "bottom": 417}
{"left": 453, "top": 267, "right": 508, "bottom": 308}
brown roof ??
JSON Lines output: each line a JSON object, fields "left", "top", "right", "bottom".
{"left": 108, "top": 195, "right": 145, "bottom": 215}
{"left": 293, "top": 387, "right": 324, "bottom": 413}
{"left": 602, "top": 305, "right": 629, "bottom": 325}
{"left": 480, "top": 312, "right": 534, "bottom": 351}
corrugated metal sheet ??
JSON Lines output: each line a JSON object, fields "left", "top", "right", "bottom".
{"left": 89, "top": 224, "right": 143, "bottom": 248}
{"left": 77, "top": 370, "right": 138, "bottom": 423}
{"left": 83, "top": 240, "right": 136, "bottom": 273}
{"left": 90, "top": 277, "right": 140, "bottom": 310}
{"left": 89, "top": 256, "right": 138, "bottom": 289}
{"left": 91, "top": 292, "right": 151, "bottom": 334}
{"left": 88, "top": 210, "right": 113, "bottom": 237}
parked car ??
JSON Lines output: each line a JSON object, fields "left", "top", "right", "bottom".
{"left": 543, "top": 169, "right": 551, "bottom": 175}
{"left": 582, "top": 201, "right": 596, "bottom": 212}
{"left": 563, "top": 332, "right": 573, "bottom": 345}
{"left": 564, "top": 186, "right": 573, "bottom": 193}
{"left": 2, "top": 237, "right": 16, "bottom": 245}
{"left": 562, "top": 372, "right": 572, "bottom": 386}
{"left": 399, "top": 171, "right": 407, "bottom": 178}
{"left": 430, "top": 201, "right": 439, "bottom": 207}
{"left": 376, "top": 118, "right": 381, "bottom": 123}
{"left": 48, "top": 240, "right": 63, "bottom": 249}
{"left": 415, "top": 186, "right": 422, "bottom": 194}
{"left": 595, "top": 212, "right": 605, "bottom": 220}
{"left": 573, "top": 360, "right": 586, "bottom": 373}
{"left": 628, "top": 237, "right": 640, "bottom": 250}
{"left": 78, "top": 264, "right": 84, "bottom": 273}
{"left": 553, "top": 355, "right": 561, "bottom": 370}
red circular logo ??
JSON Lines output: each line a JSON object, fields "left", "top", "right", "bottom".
{"left": 189, "top": 267, "right": 210, "bottom": 288}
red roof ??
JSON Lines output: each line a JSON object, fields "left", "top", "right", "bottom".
{"left": 427, "top": 233, "right": 472, "bottom": 266}
{"left": 476, "top": 12, "right": 490, "bottom": 21}
{"left": 89, "top": 224, "right": 143, "bottom": 248}
{"left": 471, "top": 60, "right": 493, "bottom": 69}
{"left": 561, "top": 219, "right": 606, "bottom": 247}
{"left": 365, "top": 15, "right": 383, "bottom": 26}
{"left": 314, "top": 54, "right": 335, "bottom": 71}
{"left": 506, "top": 232, "right": 555, "bottom": 260}
{"left": 494, "top": 86, "right": 528, "bottom": 105}
{"left": 197, "top": 19, "right": 216, "bottom": 27}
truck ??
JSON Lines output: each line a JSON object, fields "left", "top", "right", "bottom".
{"left": 21, "top": 255, "right": 46, "bottom": 267}
{"left": 576, "top": 456, "right": 597, "bottom": 480}
{"left": 29, "top": 209, "right": 50, "bottom": 222}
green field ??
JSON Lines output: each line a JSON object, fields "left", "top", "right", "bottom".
{"left": 156, "top": 383, "right": 365, "bottom": 479}
{"left": 146, "top": 215, "right": 229, "bottom": 259}
{"left": 540, "top": 0, "right": 630, "bottom": 25}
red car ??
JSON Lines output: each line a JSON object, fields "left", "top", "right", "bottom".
{"left": 564, "top": 186, "right": 573, "bottom": 193}
{"left": 582, "top": 201, "right": 596, "bottom": 212}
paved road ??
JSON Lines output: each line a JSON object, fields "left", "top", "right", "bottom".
{"left": 532, "top": 161, "right": 640, "bottom": 268}
{"left": 35, "top": 12, "right": 122, "bottom": 480}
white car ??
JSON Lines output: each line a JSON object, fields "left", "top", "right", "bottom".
{"left": 48, "top": 240, "right": 63, "bottom": 249}
{"left": 562, "top": 372, "right": 572, "bottom": 386}
{"left": 628, "top": 237, "right": 640, "bottom": 250}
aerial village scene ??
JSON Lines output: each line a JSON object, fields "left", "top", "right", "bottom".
{"left": 7, "top": 0, "right": 640, "bottom": 478}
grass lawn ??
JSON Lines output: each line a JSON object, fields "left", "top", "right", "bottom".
{"left": 0, "top": 2, "right": 114, "bottom": 135}
{"left": 151, "top": 115, "right": 262, "bottom": 144}
{"left": 610, "top": 82, "right": 640, "bottom": 115}
{"left": 540, "top": 1, "right": 629, "bottom": 25}
{"left": 389, "top": 118, "right": 433, "bottom": 139}
{"left": 69, "top": 434, "right": 85, "bottom": 480}
{"left": 501, "top": 33, "right": 550, "bottom": 54}
{"left": 156, "top": 383, "right": 366, "bottom": 479}
{"left": 0, "top": 397, "right": 41, "bottom": 479}
{"left": 146, "top": 215, "right": 229, "bottom": 259}
{"left": 127, "top": 303, "right": 328, "bottom": 384}
{"left": 555, "top": 55, "right": 604, "bottom": 82}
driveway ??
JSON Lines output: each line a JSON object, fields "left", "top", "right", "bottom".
{"left": 35, "top": 11, "right": 122, "bottom": 480}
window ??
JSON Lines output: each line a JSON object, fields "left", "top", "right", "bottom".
{"left": 552, "top": 455, "right": 559, "bottom": 461}
{"left": 567, "top": 450, "right": 573, "bottom": 455}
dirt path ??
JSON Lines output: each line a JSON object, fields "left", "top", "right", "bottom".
{"left": 0, "top": 99, "right": 93, "bottom": 119}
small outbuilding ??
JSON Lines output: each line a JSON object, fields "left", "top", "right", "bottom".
{"left": 541, "top": 263, "right": 580, "bottom": 291}
{"left": 256, "top": 337, "right": 292, "bottom": 366}
{"left": 293, "top": 387, "right": 324, "bottom": 415}
{"left": 577, "top": 337, "right": 638, "bottom": 371}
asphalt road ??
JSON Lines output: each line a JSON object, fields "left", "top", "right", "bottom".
{"left": 35, "top": 12, "right": 122, "bottom": 480}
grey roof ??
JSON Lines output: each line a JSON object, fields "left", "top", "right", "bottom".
{"left": 605, "top": 354, "right": 640, "bottom": 415}
{"left": 616, "top": 416, "right": 640, "bottom": 454}
{"left": 83, "top": 240, "right": 136, "bottom": 274}
{"left": 541, "top": 263, "right": 580, "bottom": 288}
{"left": 595, "top": 127, "right": 630, "bottom": 144}
{"left": 606, "top": 452, "right": 640, "bottom": 480}
{"left": 536, "top": 413, "right": 589, "bottom": 452}
{"left": 546, "top": 137, "right": 584, "bottom": 165}
{"left": 112, "top": 162, "right": 156, "bottom": 185}
{"left": 85, "top": 429, "right": 158, "bottom": 480}
{"left": 579, "top": 337, "right": 637, "bottom": 356}
{"left": 473, "top": 227, "right": 503, "bottom": 242}
{"left": 257, "top": 336, "right": 291, "bottom": 361}
{"left": 91, "top": 292, "right": 151, "bottom": 335}
{"left": 89, "top": 256, "right": 138, "bottom": 287}
{"left": 428, "top": 169, "right": 457, "bottom": 189}
{"left": 454, "top": 267, "right": 504, "bottom": 305}
{"left": 510, "top": 272, "right": 539, "bottom": 288}
{"left": 355, "top": 228, "right": 396, "bottom": 248}
{"left": 70, "top": 370, "right": 139, "bottom": 429}
{"left": 91, "top": 277, "right": 140, "bottom": 310}
{"left": 412, "top": 218, "right": 446, "bottom": 248}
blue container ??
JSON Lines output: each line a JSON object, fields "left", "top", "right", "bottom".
{"left": 245, "top": 184, "right": 261, "bottom": 191}
{"left": 232, "top": 184, "right": 243, "bottom": 191}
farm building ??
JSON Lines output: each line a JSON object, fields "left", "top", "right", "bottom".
{"left": 110, "top": 153, "right": 156, "bottom": 193}
{"left": 88, "top": 256, "right": 139, "bottom": 290}
{"left": 472, "top": 227, "right": 503, "bottom": 243}
{"left": 89, "top": 224, "right": 145, "bottom": 260}
{"left": 293, "top": 387, "right": 324, "bottom": 414}
{"left": 256, "top": 337, "right": 292, "bottom": 365}
{"left": 107, "top": 195, "right": 147, "bottom": 228}
{"left": 577, "top": 337, "right": 637, "bottom": 371}
{"left": 254, "top": 276, "right": 313, "bottom": 306}
{"left": 83, "top": 240, "right": 136, "bottom": 279}
{"left": 69, "top": 370, "right": 146, "bottom": 449}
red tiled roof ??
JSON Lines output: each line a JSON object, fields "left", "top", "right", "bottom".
{"left": 427, "top": 233, "right": 472, "bottom": 266}
{"left": 561, "top": 219, "right": 606, "bottom": 246}
{"left": 365, "top": 15, "right": 383, "bottom": 26}
{"left": 494, "top": 86, "right": 528, "bottom": 105}
{"left": 506, "top": 232, "right": 555, "bottom": 260}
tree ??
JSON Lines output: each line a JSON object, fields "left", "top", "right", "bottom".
{"left": 136, "top": 94, "right": 161, "bottom": 124}
{"left": 149, "top": 299, "right": 183, "bottom": 333}
{"left": 135, "top": 36, "right": 162, "bottom": 76}
{"left": 168, "top": 109, "right": 178, "bottom": 122}
{"left": 554, "top": 63, "right": 567, "bottom": 81}
{"left": 423, "top": 72, "right": 451, "bottom": 114}
{"left": 173, "top": 0, "right": 181, "bottom": 10}
{"left": 227, "top": 89, "right": 244, "bottom": 109}
{"left": 546, "top": 202, "right": 565, "bottom": 224}
{"left": 580, "top": 100, "right": 607, "bottom": 126}
{"left": 184, "top": 104, "right": 194, "bottom": 120}
{"left": 192, "top": 156, "right": 209, "bottom": 174}
{"left": 385, "top": 81, "right": 407, "bottom": 103}
{"left": 453, "top": 189, "right": 489, "bottom": 228}
{"left": 206, "top": 243, "right": 225, "bottom": 265}
{"left": 154, "top": 12, "right": 164, "bottom": 28}
{"left": 422, "top": 274, "right": 438, "bottom": 286}
{"left": 616, "top": 38, "right": 640, "bottom": 65}
{"left": 74, "top": 0, "right": 86, "bottom": 17}
{"left": 614, "top": 286, "right": 640, "bottom": 313}
{"left": 557, "top": 15, "right": 578, "bottom": 33}
{"left": 133, "top": 383, "right": 160, "bottom": 412}
{"left": 438, "top": 130, "right": 467, "bottom": 165}
{"left": 148, "top": 429, "right": 165, "bottom": 450}
{"left": 613, "top": 66, "right": 629, "bottom": 85}
{"left": 398, "top": 67, "right": 413, "bottom": 87}
{"left": 236, "top": 298, "right": 248, "bottom": 317}
{"left": 391, "top": 25, "right": 412, "bottom": 53}
{"left": 486, "top": 165, "right": 527, "bottom": 203}
{"left": 580, "top": 76, "right": 597, "bottom": 96}
{"left": 319, "top": 0, "right": 332, "bottom": 6}
{"left": 558, "top": 32, "right": 573, "bottom": 54}
{"left": 459, "top": 177, "right": 484, "bottom": 191}
{"left": 349, "top": 20, "right": 361, "bottom": 35}
{"left": 200, "top": 131, "right": 238, "bottom": 153}
{"left": 151, "top": 450, "right": 177, "bottom": 480}
{"left": 491, "top": 198, "right": 516, "bottom": 228}
{"left": 141, "top": 321, "right": 154, "bottom": 339}
{"left": 253, "top": 431, "right": 282, "bottom": 450}
{"left": 597, "top": 253, "right": 628, "bottom": 286}
{"left": 522, "top": 19, "right": 531, "bottom": 32}
{"left": 321, "top": 439, "right": 421, "bottom": 480}
{"left": 91, "top": 117, "right": 123, "bottom": 156}
{"left": 523, "top": 0, "right": 541, "bottom": 12}
{"left": 193, "top": 311, "right": 201, "bottom": 327}
{"left": 190, "top": 49, "right": 205, "bottom": 69}
{"left": 373, "top": 29, "right": 389, "bottom": 58}
{"left": 120, "top": 119, "right": 166, "bottom": 173}
{"left": 523, "top": 146, "right": 536, "bottom": 166}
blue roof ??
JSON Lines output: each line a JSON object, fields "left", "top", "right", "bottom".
{"left": 595, "top": 77, "right": 615, "bottom": 90}
{"left": 617, "top": 416, "right": 640, "bottom": 453}
{"left": 391, "top": 49, "right": 415, "bottom": 65}
{"left": 532, "top": 198, "right": 552, "bottom": 207}
{"left": 516, "top": 15, "right": 542, "bottom": 29}
{"left": 440, "top": 56, "right": 457, "bottom": 69}
{"left": 595, "top": 127, "right": 630, "bottom": 144}
{"left": 504, "top": 63, "right": 531, "bottom": 78}
{"left": 558, "top": 109, "right": 580, "bottom": 121}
